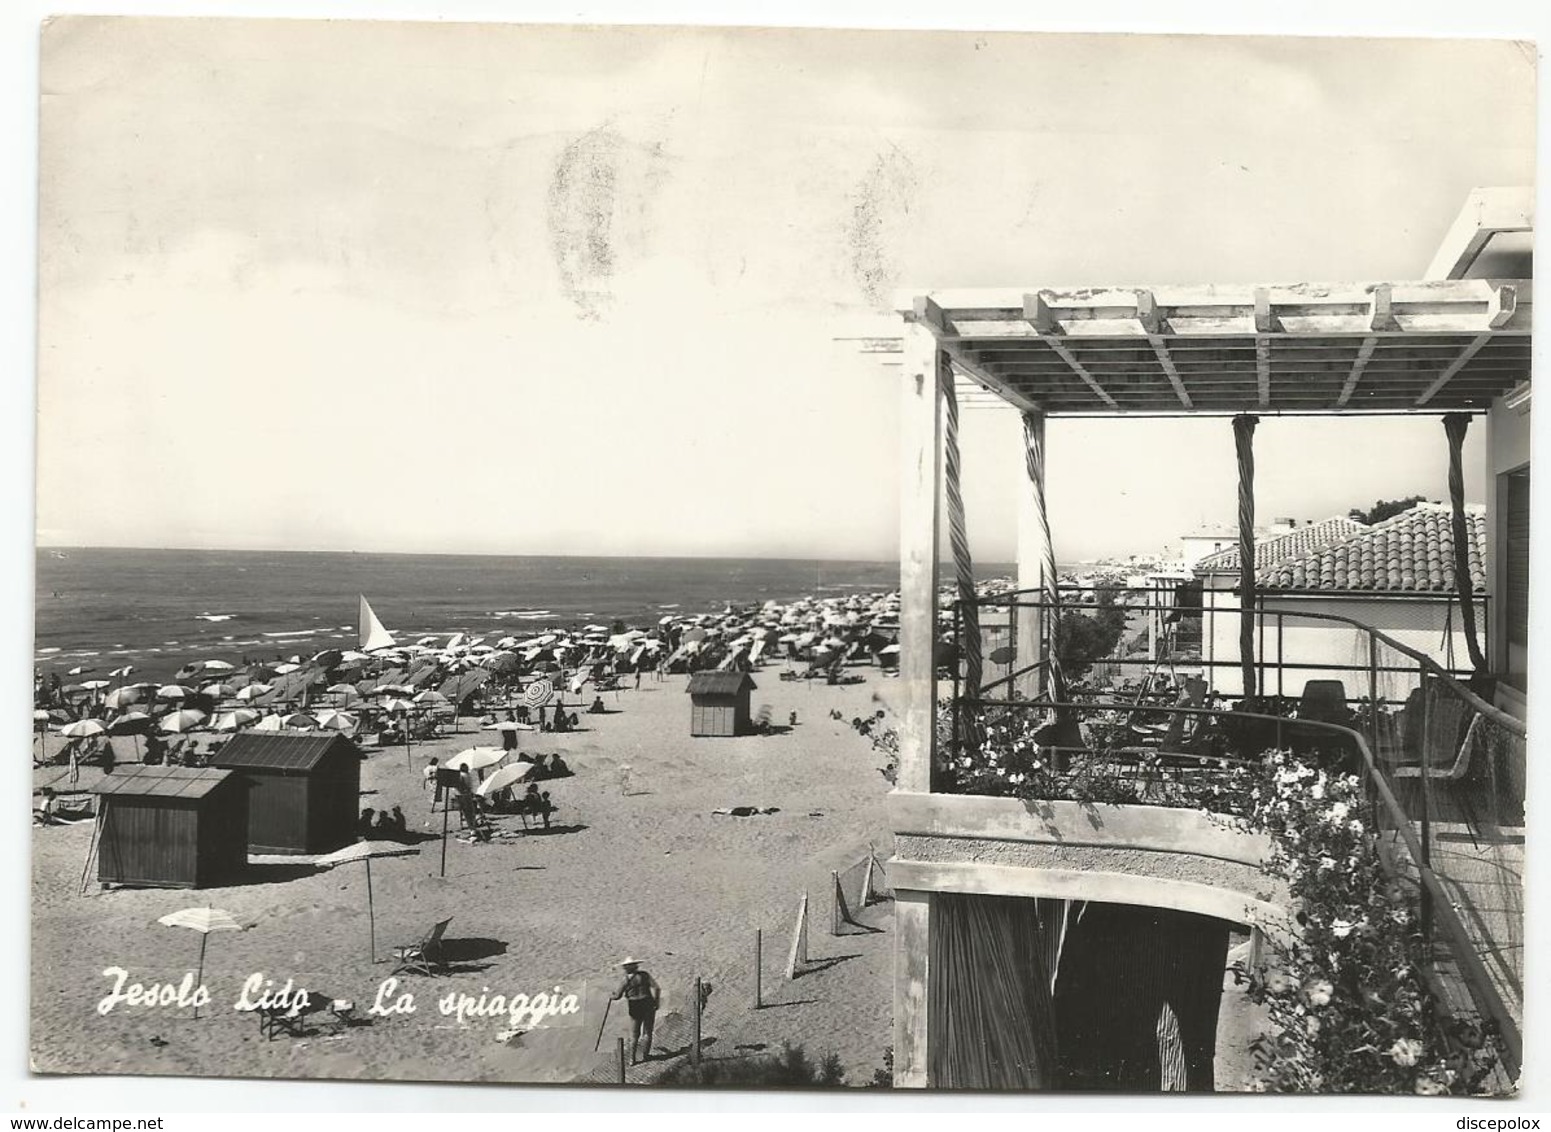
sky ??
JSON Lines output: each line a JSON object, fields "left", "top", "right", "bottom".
{"left": 33, "top": 21, "right": 1535, "bottom": 562}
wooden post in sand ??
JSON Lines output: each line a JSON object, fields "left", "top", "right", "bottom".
{"left": 786, "top": 893, "right": 809, "bottom": 980}
{"left": 692, "top": 976, "right": 703, "bottom": 1065}
{"left": 754, "top": 929, "right": 763, "bottom": 1008}
{"left": 615, "top": 1037, "right": 627, "bottom": 1083}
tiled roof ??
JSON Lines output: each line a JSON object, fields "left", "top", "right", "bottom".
{"left": 1197, "top": 516, "right": 1367, "bottom": 573}
{"left": 1259, "top": 503, "right": 1486, "bottom": 593}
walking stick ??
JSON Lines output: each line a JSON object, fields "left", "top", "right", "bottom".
{"left": 592, "top": 995, "right": 614, "bottom": 1052}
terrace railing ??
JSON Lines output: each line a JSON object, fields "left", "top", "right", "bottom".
{"left": 945, "top": 590, "right": 1526, "bottom": 1080}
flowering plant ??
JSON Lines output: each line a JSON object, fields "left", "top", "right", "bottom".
{"left": 1237, "top": 751, "right": 1501, "bottom": 1094}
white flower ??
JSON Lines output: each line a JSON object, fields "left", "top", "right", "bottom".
{"left": 1310, "top": 780, "right": 1325, "bottom": 801}
{"left": 1330, "top": 919, "right": 1357, "bottom": 938}
{"left": 1305, "top": 1015, "right": 1321, "bottom": 1036}
{"left": 1318, "top": 856, "right": 1338, "bottom": 872}
{"left": 1326, "top": 800, "right": 1350, "bottom": 824}
{"left": 1387, "top": 1038, "right": 1423, "bottom": 1067}
{"left": 1349, "top": 819, "right": 1365, "bottom": 835}
{"left": 1302, "top": 978, "right": 1333, "bottom": 1007}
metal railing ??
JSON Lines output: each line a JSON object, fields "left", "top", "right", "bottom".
{"left": 943, "top": 592, "right": 1525, "bottom": 1080}
{"left": 957, "top": 582, "right": 1486, "bottom": 707}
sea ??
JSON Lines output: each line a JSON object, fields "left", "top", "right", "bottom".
{"left": 34, "top": 547, "right": 1016, "bottom": 683}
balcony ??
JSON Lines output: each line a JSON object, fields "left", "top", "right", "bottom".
{"left": 890, "top": 586, "right": 1524, "bottom": 1087}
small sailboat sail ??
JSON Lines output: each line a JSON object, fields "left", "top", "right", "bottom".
{"left": 359, "top": 596, "right": 397, "bottom": 652}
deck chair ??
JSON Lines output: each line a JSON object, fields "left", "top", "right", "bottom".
{"left": 392, "top": 916, "right": 452, "bottom": 976}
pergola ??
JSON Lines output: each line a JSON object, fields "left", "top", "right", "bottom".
{"left": 885, "top": 272, "right": 1533, "bottom": 800}
{"left": 871, "top": 189, "right": 1533, "bottom": 1091}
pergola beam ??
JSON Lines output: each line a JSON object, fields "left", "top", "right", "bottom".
{"left": 1416, "top": 333, "right": 1495, "bottom": 407}
{"left": 909, "top": 296, "right": 1046, "bottom": 414}
{"left": 1137, "top": 290, "right": 1192, "bottom": 409}
{"left": 1023, "top": 293, "right": 1119, "bottom": 409}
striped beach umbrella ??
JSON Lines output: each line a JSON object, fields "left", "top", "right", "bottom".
{"left": 156, "top": 906, "right": 245, "bottom": 1019}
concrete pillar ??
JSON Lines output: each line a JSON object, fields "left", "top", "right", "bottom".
{"left": 1015, "top": 412, "right": 1049, "bottom": 700}
{"left": 897, "top": 320, "right": 942, "bottom": 793}
{"left": 892, "top": 889, "right": 932, "bottom": 1087}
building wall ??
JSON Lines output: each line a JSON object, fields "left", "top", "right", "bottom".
{"left": 1485, "top": 393, "right": 1531, "bottom": 711}
{"left": 888, "top": 792, "right": 1286, "bottom": 1088}
{"left": 1199, "top": 583, "right": 1483, "bottom": 702}
{"left": 98, "top": 798, "right": 200, "bottom": 888}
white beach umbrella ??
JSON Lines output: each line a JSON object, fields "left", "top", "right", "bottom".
{"left": 272, "top": 663, "right": 300, "bottom": 675}
{"left": 234, "top": 683, "right": 271, "bottom": 702}
{"left": 102, "top": 687, "right": 141, "bottom": 710}
{"left": 66, "top": 665, "right": 96, "bottom": 676}
{"left": 211, "top": 709, "right": 260, "bottom": 733}
{"left": 57, "top": 718, "right": 107, "bottom": 738}
{"left": 159, "top": 709, "right": 208, "bottom": 733}
{"left": 475, "top": 761, "right": 539, "bottom": 798}
{"left": 156, "top": 684, "right": 197, "bottom": 700}
{"left": 251, "top": 715, "right": 286, "bottom": 732}
{"left": 315, "top": 840, "right": 422, "bottom": 962}
{"left": 443, "top": 747, "right": 507, "bottom": 773}
{"left": 313, "top": 709, "right": 358, "bottom": 732}
{"left": 202, "top": 660, "right": 236, "bottom": 672}
{"left": 201, "top": 682, "right": 236, "bottom": 699}
{"left": 156, "top": 907, "right": 245, "bottom": 1019}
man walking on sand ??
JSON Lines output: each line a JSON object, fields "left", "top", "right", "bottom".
{"left": 612, "top": 957, "right": 661, "bottom": 1064}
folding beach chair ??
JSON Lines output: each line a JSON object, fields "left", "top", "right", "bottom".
{"left": 392, "top": 917, "right": 452, "bottom": 976}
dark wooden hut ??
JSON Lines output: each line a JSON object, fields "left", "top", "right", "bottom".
{"left": 685, "top": 671, "right": 757, "bottom": 737}
{"left": 212, "top": 733, "right": 361, "bottom": 854}
{"left": 90, "top": 766, "right": 248, "bottom": 889}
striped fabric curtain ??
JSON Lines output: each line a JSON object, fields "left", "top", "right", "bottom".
{"left": 928, "top": 893, "right": 1059, "bottom": 1089}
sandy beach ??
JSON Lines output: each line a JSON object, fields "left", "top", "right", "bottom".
{"left": 31, "top": 671, "right": 900, "bottom": 1087}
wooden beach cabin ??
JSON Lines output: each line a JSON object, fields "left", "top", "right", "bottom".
{"left": 90, "top": 766, "right": 248, "bottom": 889}
{"left": 685, "top": 671, "right": 756, "bottom": 737}
{"left": 212, "top": 733, "right": 361, "bottom": 854}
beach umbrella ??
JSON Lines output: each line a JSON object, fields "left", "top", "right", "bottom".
{"left": 156, "top": 907, "right": 245, "bottom": 1019}
{"left": 443, "top": 747, "right": 507, "bottom": 774}
{"left": 234, "top": 683, "right": 271, "bottom": 702}
{"left": 66, "top": 665, "right": 96, "bottom": 676}
{"left": 57, "top": 718, "right": 107, "bottom": 738}
{"left": 475, "top": 761, "right": 539, "bottom": 798}
{"left": 80, "top": 679, "right": 110, "bottom": 692}
{"left": 201, "top": 682, "right": 236, "bottom": 699}
{"left": 278, "top": 712, "right": 317, "bottom": 729}
{"left": 159, "top": 709, "right": 207, "bottom": 733}
{"left": 523, "top": 679, "right": 554, "bottom": 708}
{"left": 315, "top": 840, "right": 421, "bottom": 962}
{"left": 313, "top": 709, "right": 358, "bottom": 732}
{"left": 413, "top": 690, "right": 450, "bottom": 707}
{"left": 374, "top": 684, "right": 414, "bottom": 697}
{"left": 251, "top": 715, "right": 285, "bottom": 732}
{"left": 108, "top": 665, "right": 135, "bottom": 680}
{"left": 102, "top": 687, "right": 141, "bottom": 710}
{"left": 340, "top": 650, "right": 371, "bottom": 663}
{"left": 156, "top": 684, "right": 196, "bottom": 700}
{"left": 202, "top": 660, "right": 236, "bottom": 672}
{"left": 379, "top": 697, "right": 415, "bottom": 714}
{"left": 109, "top": 711, "right": 151, "bottom": 732}
{"left": 272, "top": 663, "right": 300, "bottom": 675}
{"left": 312, "top": 649, "right": 344, "bottom": 668}
{"left": 211, "top": 709, "right": 260, "bottom": 732}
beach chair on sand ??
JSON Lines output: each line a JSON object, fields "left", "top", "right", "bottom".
{"left": 392, "top": 917, "right": 452, "bottom": 976}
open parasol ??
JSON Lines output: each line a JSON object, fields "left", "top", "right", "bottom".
{"left": 156, "top": 906, "right": 245, "bottom": 1018}
{"left": 315, "top": 840, "right": 421, "bottom": 961}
